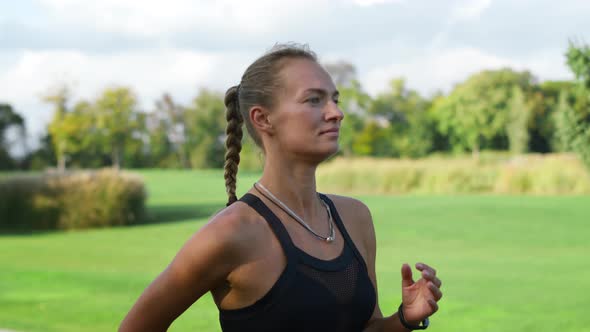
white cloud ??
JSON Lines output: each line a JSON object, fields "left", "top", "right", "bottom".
{"left": 429, "top": 0, "right": 493, "bottom": 49}
{"left": 451, "top": 0, "right": 492, "bottom": 21}
{"left": 0, "top": 48, "right": 254, "bottom": 142}
{"left": 1, "top": 49, "right": 220, "bottom": 104}
{"left": 39, "top": 0, "right": 332, "bottom": 37}
{"left": 351, "top": 0, "right": 405, "bottom": 7}
{"left": 362, "top": 47, "right": 572, "bottom": 96}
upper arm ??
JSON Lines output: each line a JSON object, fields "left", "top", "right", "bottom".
{"left": 353, "top": 199, "right": 384, "bottom": 323}
{"left": 119, "top": 210, "right": 245, "bottom": 331}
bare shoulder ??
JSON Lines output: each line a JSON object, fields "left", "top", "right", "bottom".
{"left": 162, "top": 200, "right": 269, "bottom": 293}
{"left": 323, "top": 194, "right": 376, "bottom": 253}
{"left": 323, "top": 194, "right": 373, "bottom": 225}
{"left": 194, "top": 201, "right": 267, "bottom": 259}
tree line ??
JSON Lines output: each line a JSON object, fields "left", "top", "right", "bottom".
{"left": 1, "top": 42, "right": 589, "bottom": 171}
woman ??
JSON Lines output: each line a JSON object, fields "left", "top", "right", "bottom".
{"left": 120, "top": 43, "right": 442, "bottom": 331}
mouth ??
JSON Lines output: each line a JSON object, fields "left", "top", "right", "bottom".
{"left": 320, "top": 128, "right": 340, "bottom": 135}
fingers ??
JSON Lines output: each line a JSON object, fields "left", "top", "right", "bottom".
{"left": 427, "top": 281, "right": 443, "bottom": 301}
{"left": 401, "top": 263, "right": 414, "bottom": 288}
{"left": 418, "top": 262, "right": 443, "bottom": 302}
{"left": 416, "top": 262, "right": 436, "bottom": 276}
{"left": 427, "top": 298, "right": 439, "bottom": 314}
{"left": 417, "top": 262, "right": 442, "bottom": 288}
{"left": 422, "top": 271, "right": 442, "bottom": 288}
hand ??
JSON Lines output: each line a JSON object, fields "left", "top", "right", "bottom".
{"left": 400, "top": 262, "right": 443, "bottom": 324}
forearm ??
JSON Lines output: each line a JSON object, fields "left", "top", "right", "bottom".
{"left": 363, "top": 313, "right": 413, "bottom": 332}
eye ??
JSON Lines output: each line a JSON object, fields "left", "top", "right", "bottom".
{"left": 307, "top": 96, "right": 322, "bottom": 105}
{"left": 333, "top": 97, "right": 340, "bottom": 105}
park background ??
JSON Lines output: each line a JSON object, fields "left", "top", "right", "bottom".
{"left": 1, "top": 0, "right": 590, "bottom": 331}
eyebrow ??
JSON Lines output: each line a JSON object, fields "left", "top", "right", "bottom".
{"left": 303, "top": 88, "right": 340, "bottom": 98}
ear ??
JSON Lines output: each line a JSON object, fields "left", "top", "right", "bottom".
{"left": 249, "top": 105, "right": 275, "bottom": 135}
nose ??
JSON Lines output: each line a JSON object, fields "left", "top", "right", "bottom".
{"left": 325, "top": 100, "right": 344, "bottom": 122}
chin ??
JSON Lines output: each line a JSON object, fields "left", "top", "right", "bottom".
{"left": 287, "top": 140, "right": 340, "bottom": 164}
{"left": 306, "top": 145, "right": 340, "bottom": 163}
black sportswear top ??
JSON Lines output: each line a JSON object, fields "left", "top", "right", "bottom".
{"left": 218, "top": 193, "right": 377, "bottom": 332}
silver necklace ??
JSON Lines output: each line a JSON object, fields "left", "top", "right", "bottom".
{"left": 253, "top": 182, "right": 335, "bottom": 243}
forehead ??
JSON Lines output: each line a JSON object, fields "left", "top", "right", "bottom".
{"left": 278, "top": 58, "right": 336, "bottom": 96}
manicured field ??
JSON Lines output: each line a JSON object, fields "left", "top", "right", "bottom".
{"left": 1, "top": 169, "right": 589, "bottom": 331}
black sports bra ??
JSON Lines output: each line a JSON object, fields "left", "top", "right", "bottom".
{"left": 218, "top": 193, "right": 376, "bottom": 332}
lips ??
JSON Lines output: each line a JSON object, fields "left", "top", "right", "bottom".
{"left": 320, "top": 127, "right": 340, "bottom": 134}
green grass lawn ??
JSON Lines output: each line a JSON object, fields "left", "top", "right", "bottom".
{"left": 1, "top": 169, "right": 590, "bottom": 331}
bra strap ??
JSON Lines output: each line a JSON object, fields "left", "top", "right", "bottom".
{"left": 318, "top": 193, "right": 370, "bottom": 272}
{"left": 239, "top": 193, "right": 298, "bottom": 260}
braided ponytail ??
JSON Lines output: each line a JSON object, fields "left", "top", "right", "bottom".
{"left": 223, "top": 85, "right": 244, "bottom": 206}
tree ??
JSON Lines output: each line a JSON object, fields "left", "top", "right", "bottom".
{"left": 145, "top": 107, "right": 174, "bottom": 168}
{"left": 337, "top": 80, "right": 372, "bottom": 157}
{"left": 70, "top": 100, "right": 111, "bottom": 168}
{"left": 369, "top": 79, "right": 435, "bottom": 158}
{"left": 25, "top": 132, "right": 56, "bottom": 170}
{"left": 433, "top": 68, "right": 535, "bottom": 158}
{"left": 184, "top": 89, "right": 226, "bottom": 168}
{"left": 0, "top": 103, "right": 26, "bottom": 169}
{"left": 94, "top": 86, "right": 143, "bottom": 169}
{"left": 324, "top": 60, "right": 357, "bottom": 88}
{"left": 121, "top": 110, "right": 149, "bottom": 169}
{"left": 559, "top": 41, "right": 590, "bottom": 170}
{"left": 538, "top": 81, "right": 577, "bottom": 152}
{"left": 44, "top": 86, "right": 84, "bottom": 171}
{"left": 566, "top": 41, "right": 590, "bottom": 89}
{"left": 507, "top": 86, "right": 530, "bottom": 154}
{"left": 352, "top": 120, "right": 392, "bottom": 156}
{"left": 144, "top": 94, "right": 181, "bottom": 168}
{"left": 554, "top": 91, "right": 578, "bottom": 152}
{"left": 151, "top": 93, "right": 189, "bottom": 168}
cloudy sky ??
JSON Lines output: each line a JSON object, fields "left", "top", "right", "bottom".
{"left": 2, "top": 0, "right": 590, "bottom": 148}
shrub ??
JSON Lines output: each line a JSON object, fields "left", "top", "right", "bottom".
{"left": 0, "top": 169, "right": 147, "bottom": 232}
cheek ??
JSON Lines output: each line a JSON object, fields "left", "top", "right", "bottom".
{"left": 282, "top": 125, "right": 312, "bottom": 146}
{"left": 280, "top": 112, "right": 317, "bottom": 138}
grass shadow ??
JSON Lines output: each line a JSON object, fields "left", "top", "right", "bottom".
{"left": 144, "top": 203, "right": 223, "bottom": 224}
{"left": 0, "top": 228, "right": 35, "bottom": 236}
{"left": 0, "top": 202, "right": 225, "bottom": 236}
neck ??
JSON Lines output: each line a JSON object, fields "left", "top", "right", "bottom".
{"left": 257, "top": 153, "right": 322, "bottom": 223}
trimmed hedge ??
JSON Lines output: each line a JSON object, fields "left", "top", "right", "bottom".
{"left": 0, "top": 169, "right": 146, "bottom": 232}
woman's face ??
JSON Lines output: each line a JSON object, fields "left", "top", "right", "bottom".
{"left": 267, "top": 58, "right": 344, "bottom": 163}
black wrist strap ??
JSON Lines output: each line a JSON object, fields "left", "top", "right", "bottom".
{"left": 398, "top": 304, "right": 429, "bottom": 330}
